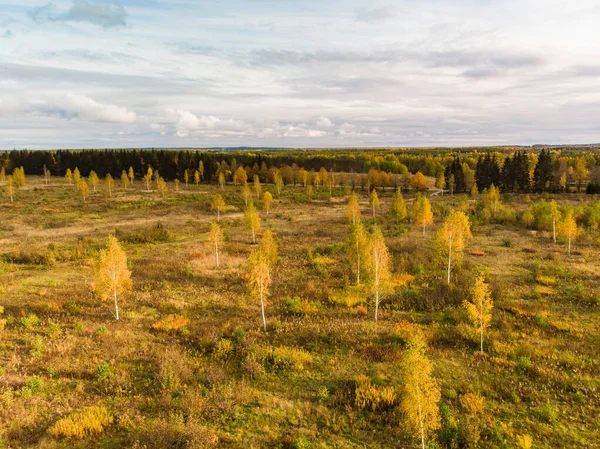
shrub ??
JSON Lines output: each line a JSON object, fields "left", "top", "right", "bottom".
{"left": 354, "top": 375, "right": 396, "bottom": 411}
{"left": 48, "top": 406, "right": 113, "bottom": 439}
{"left": 262, "top": 346, "right": 313, "bottom": 372}
{"left": 328, "top": 288, "right": 366, "bottom": 308}
{"left": 517, "top": 356, "right": 531, "bottom": 372}
{"left": 537, "top": 402, "right": 558, "bottom": 423}
{"left": 19, "top": 314, "right": 40, "bottom": 330}
{"left": 96, "top": 362, "right": 113, "bottom": 383}
{"left": 285, "top": 297, "right": 321, "bottom": 316}
{"left": 460, "top": 393, "right": 485, "bottom": 415}
{"left": 516, "top": 434, "right": 533, "bottom": 449}
{"left": 535, "top": 275, "right": 556, "bottom": 286}
{"left": 152, "top": 315, "right": 190, "bottom": 333}
{"left": 390, "top": 321, "right": 423, "bottom": 345}
{"left": 212, "top": 339, "right": 234, "bottom": 360}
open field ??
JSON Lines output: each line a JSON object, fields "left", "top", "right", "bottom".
{"left": 0, "top": 177, "right": 599, "bottom": 448}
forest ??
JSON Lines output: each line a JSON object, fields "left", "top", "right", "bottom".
{"left": 0, "top": 147, "right": 598, "bottom": 449}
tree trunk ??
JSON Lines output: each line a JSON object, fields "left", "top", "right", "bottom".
{"left": 568, "top": 236, "right": 571, "bottom": 257}
{"left": 114, "top": 289, "right": 119, "bottom": 321}
{"left": 553, "top": 217, "right": 556, "bottom": 243}
{"left": 356, "top": 241, "right": 360, "bottom": 285}
{"left": 374, "top": 288, "right": 379, "bottom": 322}
{"left": 252, "top": 229, "right": 256, "bottom": 244}
{"left": 417, "top": 387, "right": 425, "bottom": 449}
{"left": 215, "top": 243, "right": 219, "bottom": 267}
{"left": 447, "top": 232, "right": 453, "bottom": 285}
{"left": 259, "top": 285, "right": 267, "bottom": 332}
{"left": 217, "top": 210, "right": 220, "bottom": 223}
{"left": 422, "top": 224, "right": 425, "bottom": 236}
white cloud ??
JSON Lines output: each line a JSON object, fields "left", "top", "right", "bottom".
{"left": 30, "top": 0, "right": 127, "bottom": 29}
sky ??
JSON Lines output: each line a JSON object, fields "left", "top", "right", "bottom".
{"left": 0, "top": 0, "right": 599, "bottom": 149}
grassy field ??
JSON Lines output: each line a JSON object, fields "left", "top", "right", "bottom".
{"left": 0, "top": 177, "right": 598, "bottom": 448}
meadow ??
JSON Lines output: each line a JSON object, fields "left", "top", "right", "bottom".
{"left": 0, "top": 173, "right": 598, "bottom": 448}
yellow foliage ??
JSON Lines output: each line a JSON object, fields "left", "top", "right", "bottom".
{"left": 393, "top": 273, "right": 414, "bottom": 287}
{"left": 460, "top": 393, "right": 485, "bottom": 415}
{"left": 152, "top": 314, "right": 190, "bottom": 332}
{"left": 535, "top": 275, "right": 556, "bottom": 286}
{"left": 329, "top": 289, "right": 366, "bottom": 308}
{"left": 48, "top": 406, "right": 113, "bottom": 439}
{"left": 391, "top": 321, "right": 423, "bottom": 344}
{"left": 264, "top": 345, "right": 313, "bottom": 371}
{"left": 517, "top": 434, "right": 533, "bottom": 449}
{"left": 354, "top": 375, "right": 397, "bottom": 411}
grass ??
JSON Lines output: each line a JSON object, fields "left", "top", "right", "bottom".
{"left": 0, "top": 177, "right": 598, "bottom": 448}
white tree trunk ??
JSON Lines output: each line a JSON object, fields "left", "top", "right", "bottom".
{"left": 259, "top": 284, "right": 266, "bottom": 332}
{"left": 114, "top": 289, "right": 119, "bottom": 321}
{"left": 417, "top": 386, "right": 425, "bottom": 449}
{"left": 447, "top": 232, "right": 453, "bottom": 285}
{"left": 553, "top": 217, "right": 556, "bottom": 243}
{"left": 215, "top": 242, "right": 219, "bottom": 267}
{"left": 356, "top": 240, "right": 361, "bottom": 285}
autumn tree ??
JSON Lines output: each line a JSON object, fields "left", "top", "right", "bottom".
{"left": 390, "top": 188, "right": 407, "bottom": 223}
{"left": 435, "top": 174, "right": 446, "bottom": 195}
{"left": 234, "top": 166, "right": 248, "bottom": 185}
{"left": 174, "top": 179, "right": 180, "bottom": 192}
{"left": 198, "top": 161, "right": 204, "bottom": 182}
{"left": 247, "top": 249, "right": 271, "bottom": 331}
{"left": 65, "top": 168, "right": 73, "bottom": 185}
{"left": 463, "top": 275, "right": 493, "bottom": 354}
{"left": 144, "top": 167, "right": 153, "bottom": 190}
{"left": 486, "top": 184, "right": 501, "bottom": 216}
{"left": 184, "top": 170, "right": 190, "bottom": 186}
{"left": 263, "top": 191, "right": 273, "bottom": 215}
{"left": 78, "top": 179, "right": 89, "bottom": 202}
{"left": 0, "top": 167, "right": 4, "bottom": 182}
{"left": 306, "top": 185, "right": 313, "bottom": 201}
{"left": 549, "top": 200, "right": 561, "bottom": 243}
{"left": 413, "top": 195, "right": 434, "bottom": 236}
{"left": 259, "top": 229, "right": 278, "bottom": 280}
{"left": 208, "top": 222, "right": 224, "bottom": 267}
{"left": 89, "top": 171, "right": 99, "bottom": 192}
{"left": 157, "top": 177, "right": 167, "bottom": 197}
{"left": 559, "top": 209, "right": 577, "bottom": 257}
{"left": 253, "top": 175, "right": 261, "bottom": 199}
{"left": 106, "top": 174, "right": 115, "bottom": 197}
{"left": 411, "top": 171, "right": 428, "bottom": 192}
{"left": 400, "top": 333, "right": 441, "bottom": 449}
{"left": 241, "top": 184, "right": 251, "bottom": 207}
{"left": 574, "top": 157, "right": 589, "bottom": 192}
{"left": 194, "top": 170, "right": 200, "bottom": 185}
{"left": 369, "top": 226, "right": 392, "bottom": 322}
{"left": 434, "top": 211, "right": 472, "bottom": 284}
{"left": 93, "top": 235, "right": 132, "bottom": 321}
{"left": 128, "top": 166, "right": 134, "bottom": 185}
{"left": 245, "top": 204, "right": 261, "bottom": 243}
{"left": 369, "top": 189, "right": 380, "bottom": 219}
{"left": 347, "top": 191, "right": 360, "bottom": 224}
{"left": 5, "top": 176, "right": 14, "bottom": 202}
{"left": 274, "top": 172, "right": 284, "bottom": 195}
{"left": 121, "top": 171, "right": 130, "bottom": 190}
{"left": 347, "top": 222, "right": 369, "bottom": 285}
{"left": 211, "top": 194, "right": 226, "bottom": 222}
{"left": 73, "top": 167, "right": 81, "bottom": 188}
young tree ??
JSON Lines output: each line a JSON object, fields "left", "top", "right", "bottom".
{"left": 174, "top": 179, "right": 180, "bottom": 192}
{"left": 234, "top": 166, "right": 248, "bottom": 185}
{"left": 400, "top": 333, "right": 441, "bottom": 449}
{"left": 128, "top": 166, "right": 135, "bottom": 185}
{"left": 410, "top": 171, "right": 429, "bottom": 192}
{"left": 559, "top": 209, "right": 577, "bottom": 257}
{"left": 369, "top": 226, "right": 392, "bottom": 322}
{"left": 487, "top": 184, "right": 501, "bottom": 216}
{"left": 347, "top": 222, "right": 369, "bottom": 285}
{"left": 245, "top": 204, "right": 261, "bottom": 243}
{"left": 144, "top": 167, "right": 153, "bottom": 190}
{"left": 574, "top": 157, "right": 589, "bottom": 192}
{"left": 5, "top": 175, "right": 14, "bottom": 202}
{"left": 65, "top": 168, "right": 73, "bottom": 185}
{"left": 218, "top": 171, "right": 226, "bottom": 190}
{"left": 208, "top": 222, "right": 224, "bottom": 267}
{"left": 247, "top": 249, "right": 271, "bottom": 331}
{"left": 369, "top": 189, "right": 380, "bottom": 219}
{"left": 194, "top": 170, "right": 200, "bottom": 185}
{"left": 184, "top": 170, "right": 190, "bottom": 186}
{"left": 263, "top": 191, "right": 273, "bottom": 215}
{"left": 73, "top": 167, "right": 81, "bottom": 188}
{"left": 106, "top": 174, "right": 115, "bottom": 197}
{"left": 347, "top": 191, "right": 360, "bottom": 224}
{"left": 306, "top": 185, "right": 313, "bottom": 201}
{"left": 389, "top": 188, "right": 407, "bottom": 223}
{"left": 253, "top": 175, "right": 262, "bottom": 199}
{"left": 259, "top": 229, "right": 278, "bottom": 280}
{"left": 549, "top": 200, "right": 561, "bottom": 243}
{"left": 121, "top": 171, "right": 130, "bottom": 190}
{"left": 198, "top": 161, "right": 205, "bottom": 182}
{"left": 274, "top": 172, "right": 284, "bottom": 195}
{"left": 78, "top": 179, "right": 89, "bottom": 202}
{"left": 413, "top": 195, "right": 434, "bottom": 236}
{"left": 241, "top": 184, "right": 252, "bottom": 206}
{"left": 93, "top": 235, "right": 132, "bottom": 321}
{"left": 0, "top": 167, "right": 5, "bottom": 183}
{"left": 211, "top": 194, "right": 226, "bottom": 222}
{"left": 157, "top": 177, "right": 167, "bottom": 197}
{"left": 435, "top": 174, "right": 446, "bottom": 195}
{"left": 89, "top": 171, "right": 99, "bottom": 192}
{"left": 463, "top": 276, "right": 493, "bottom": 354}
{"left": 434, "top": 211, "right": 472, "bottom": 284}
{"left": 43, "top": 165, "right": 49, "bottom": 184}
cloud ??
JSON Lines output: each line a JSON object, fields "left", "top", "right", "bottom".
{"left": 30, "top": 0, "right": 127, "bottom": 29}
{"left": 1, "top": 29, "right": 11, "bottom": 38}
{"left": 356, "top": 5, "right": 397, "bottom": 23}
{"left": 33, "top": 93, "right": 136, "bottom": 123}
{"left": 168, "top": 109, "right": 248, "bottom": 137}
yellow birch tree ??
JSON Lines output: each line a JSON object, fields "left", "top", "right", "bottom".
{"left": 211, "top": 194, "right": 226, "bottom": 222}
{"left": 434, "top": 211, "right": 472, "bottom": 284}
{"left": 463, "top": 275, "right": 493, "bottom": 354}
{"left": 208, "top": 222, "right": 224, "bottom": 267}
{"left": 245, "top": 204, "right": 261, "bottom": 243}
{"left": 413, "top": 195, "right": 434, "bottom": 236}
{"left": 247, "top": 249, "right": 271, "bottom": 331}
{"left": 347, "top": 191, "right": 360, "bottom": 224}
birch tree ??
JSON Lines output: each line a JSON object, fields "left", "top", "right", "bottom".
{"left": 157, "top": 177, "right": 167, "bottom": 197}
{"left": 247, "top": 249, "right": 271, "bottom": 331}
{"left": 78, "top": 179, "right": 89, "bottom": 202}
{"left": 434, "top": 211, "right": 472, "bottom": 284}
{"left": 463, "top": 276, "right": 493, "bottom": 354}
{"left": 241, "top": 184, "right": 251, "bottom": 206}
{"left": 559, "top": 209, "right": 577, "bottom": 257}
{"left": 5, "top": 176, "right": 14, "bottom": 202}
{"left": 400, "top": 333, "right": 441, "bottom": 449}
{"left": 390, "top": 188, "right": 407, "bottom": 223}
{"left": 413, "top": 195, "right": 434, "bottom": 236}
{"left": 347, "top": 191, "right": 360, "bottom": 224}
{"left": 347, "top": 222, "right": 369, "bottom": 285}
{"left": 65, "top": 168, "right": 73, "bottom": 185}
{"left": 106, "top": 174, "right": 114, "bottom": 197}
{"left": 128, "top": 167, "right": 134, "bottom": 185}
{"left": 274, "top": 172, "right": 284, "bottom": 195}
{"left": 369, "top": 189, "right": 380, "bottom": 219}
{"left": 211, "top": 194, "right": 226, "bottom": 222}
{"left": 198, "top": 161, "right": 204, "bottom": 182}
{"left": 89, "top": 171, "right": 99, "bottom": 192}
{"left": 369, "top": 226, "right": 392, "bottom": 322}
{"left": 218, "top": 172, "right": 226, "bottom": 190}
{"left": 194, "top": 170, "right": 200, "bottom": 185}
{"left": 245, "top": 204, "right": 261, "bottom": 243}
{"left": 144, "top": 167, "right": 153, "bottom": 190}
{"left": 121, "top": 171, "right": 130, "bottom": 190}
{"left": 259, "top": 229, "right": 278, "bottom": 280}
{"left": 253, "top": 175, "right": 262, "bottom": 199}
{"left": 93, "top": 235, "right": 132, "bottom": 321}
{"left": 208, "top": 223, "right": 224, "bottom": 267}
{"left": 234, "top": 167, "right": 248, "bottom": 185}
{"left": 263, "top": 191, "right": 273, "bottom": 215}
{"left": 73, "top": 167, "right": 81, "bottom": 188}
{"left": 549, "top": 200, "right": 561, "bottom": 243}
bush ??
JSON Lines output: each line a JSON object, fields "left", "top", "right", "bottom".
{"left": 48, "top": 406, "right": 113, "bottom": 439}
{"left": 328, "top": 288, "right": 365, "bottom": 308}
{"left": 212, "top": 339, "right": 234, "bottom": 360}
{"left": 537, "top": 402, "right": 558, "bottom": 423}
{"left": 262, "top": 346, "right": 313, "bottom": 372}
{"left": 284, "top": 297, "right": 321, "bottom": 316}
{"left": 354, "top": 375, "right": 396, "bottom": 411}
{"left": 460, "top": 393, "right": 485, "bottom": 415}
{"left": 152, "top": 314, "right": 190, "bottom": 333}
{"left": 19, "top": 314, "right": 40, "bottom": 330}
